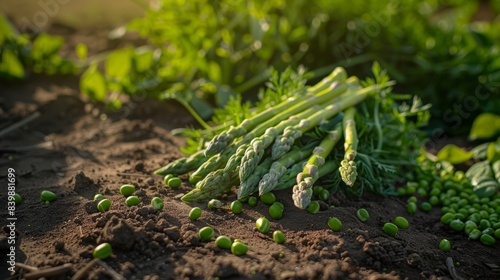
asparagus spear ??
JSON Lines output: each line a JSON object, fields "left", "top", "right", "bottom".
{"left": 154, "top": 150, "right": 208, "bottom": 175}
{"left": 181, "top": 169, "right": 238, "bottom": 203}
{"left": 271, "top": 77, "right": 361, "bottom": 160}
{"left": 258, "top": 146, "right": 314, "bottom": 195}
{"left": 339, "top": 107, "right": 359, "bottom": 186}
{"left": 204, "top": 67, "right": 347, "bottom": 156}
{"left": 292, "top": 122, "right": 343, "bottom": 209}
{"left": 240, "top": 81, "right": 379, "bottom": 182}
{"left": 278, "top": 160, "right": 338, "bottom": 191}
{"left": 188, "top": 152, "right": 229, "bottom": 184}
{"left": 237, "top": 158, "right": 272, "bottom": 198}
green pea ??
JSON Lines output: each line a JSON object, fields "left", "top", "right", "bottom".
{"left": 167, "top": 177, "right": 182, "bottom": 188}
{"left": 449, "top": 219, "right": 465, "bottom": 232}
{"left": 307, "top": 201, "right": 320, "bottom": 214}
{"left": 231, "top": 241, "right": 248, "bottom": 256}
{"left": 438, "top": 239, "right": 451, "bottom": 252}
{"left": 198, "top": 226, "right": 215, "bottom": 241}
{"left": 13, "top": 193, "right": 21, "bottom": 204}
{"left": 230, "top": 200, "right": 243, "bottom": 214}
{"left": 482, "top": 228, "right": 495, "bottom": 236}
{"left": 440, "top": 213, "right": 455, "bottom": 225}
{"left": 260, "top": 192, "right": 276, "bottom": 205}
{"left": 407, "top": 196, "right": 418, "bottom": 203}
{"left": 93, "top": 194, "right": 104, "bottom": 201}
{"left": 93, "top": 243, "right": 112, "bottom": 260}
{"left": 416, "top": 187, "right": 427, "bottom": 197}
{"left": 41, "top": 190, "right": 56, "bottom": 202}
{"left": 396, "top": 187, "right": 406, "bottom": 196}
{"left": 406, "top": 182, "right": 418, "bottom": 194}
{"left": 163, "top": 174, "right": 174, "bottom": 185}
{"left": 269, "top": 204, "right": 284, "bottom": 220}
{"left": 494, "top": 229, "right": 500, "bottom": 239}
{"left": 429, "top": 187, "right": 441, "bottom": 196}
{"left": 273, "top": 230, "right": 286, "bottom": 244}
{"left": 356, "top": 208, "right": 369, "bottom": 222}
{"left": 319, "top": 189, "right": 330, "bottom": 201}
{"left": 238, "top": 196, "right": 249, "bottom": 203}
{"left": 248, "top": 196, "right": 257, "bottom": 207}
{"left": 256, "top": 217, "right": 270, "bottom": 233}
{"left": 480, "top": 234, "right": 496, "bottom": 246}
{"left": 120, "top": 184, "right": 136, "bottom": 197}
{"left": 429, "top": 196, "right": 439, "bottom": 206}
{"left": 383, "top": 223, "right": 398, "bottom": 237}
{"left": 479, "top": 219, "right": 491, "bottom": 230}
{"left": 208, "top": 199, "right": 222, "bottom": 210}
{"left": 468, "top": 213, "right": 481, "bottom": 224}
{"left": 97, "top": 199, "right": 111, "bottom": 212}
{"left": 150, "top": 197, "right": 164, "bottom": 211}
{"left": 327, "top": 217, "right": 342, "bottom": 232}
{"left": 464, "top": 222, "right": 477, "bottom": 235}
{"left": 313, "top": 186, "right": 324, "bottom": 196}
{"left": 468, "top": 229, "right": 482, "bottom": 240}
{"left": 493, "top": 222, "right": 500, "bottom": 230}
{"left": 125, "top": 196, "right": 141, "bottom": 207}
{"left": 407, "top": 202, "right": 417, "bottom": 214}
{"left": 189, "top": 207, "right": 202, "bottom": 220}
{"left": 454, "top": 213, "right": 466, "bottom": 221}
{"left": 420, "top": 202, "right": 432, "bottom": 212}
{"left": 393, "top": 216, "right": 409, "bottom": 229}
{"left": 215, "top": 236, "right": 232, "bottom": 249}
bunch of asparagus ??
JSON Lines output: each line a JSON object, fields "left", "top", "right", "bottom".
{"left": 154, "top": 64, "right": 429, "bottom": 209}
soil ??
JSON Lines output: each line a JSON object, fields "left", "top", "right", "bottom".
{"left": 0, "top": 24, "right": 499, "bottom": 280}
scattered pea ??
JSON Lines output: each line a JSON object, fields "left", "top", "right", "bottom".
{"left": 13, "top": 193, "right": 22, "bottom": 204}
{"left": 420, "top": 202, "right": 432, "bottom": 212}
{"left": 215, "top": 236, "right": 232, "bottom": 249}
{"left": 260, "top": 192, "right": 276, "bottom": 205}
{"left": 383, "top": 222, "right": 398, "bottom": 237}
{"left": 230, "top": 200, "right": 243, "bottom": 214}
{"left": 239, "top": 196, "right": 249, "bottom": 203}
{"left": 449, "top": 219, "right": 465, "bottom": 232}
{"left": 125, "top": 196, "right": 141, "bottom": 207}
{"left": 97, "top": 199, "right": 111, "bottom": 212}
{"left": 41, "top": 190, "right": 56, "bottom": 202}
{"left": 440, "top": 213, "right": 454, "bottom": 225}
{"left": 167, "top": 177, "right": 182, "bottom": 188}
{"left": 269, "top": 204, "right": 283, "bottom": 219}
{"left": 208, "top": 199, "right": 222, "bottom": 210}
{"left": 273, "top": 230, "right": 286, "bottom": 244}
{"left": 93, "top": 243, "right": 112, "bottom": 260}
{"left": 393, "top": 216, "right": 409, "bottom": 229}
{"left": 189, "top": 207, "right": 202, "bottom": 220}
{"left": 480, "top": 234, "right": 496, "bottom": 246}
{"left": 307, "top": 201, "right": 320, "bottom": 214}
{"left": 319, "top": 189, "right": 330, "bottom": 201}
{"left": 273, "top": 201, "right": 284, "bottom": 210}
{"left": 248, "top": 197, "right": 257, "bottom": 207}
{"left": 407, "top": 202, "right": 417, "bottom": 214}
{"left": 256, "top": 217, "right": 270, "bottom": 233}
{"left": 494, "top": 229, "right": 500, "bottom": 239}
{"left": 439, "top": 239, "right": 451, "bottom": 252}
{"left": 163, "top": 174, "right": 174, "bottom": 185}
{"left": 120, "top": 184, "right": 136, "bottom": 197}
{"left": 356, "top": 208, "right": 369, "bottom": 222}
{"left": 198, "top": 226, "right": 215, "bottom": 241}
{"left": 328, "top": 217, "right": 342, "bottom": 232}
{"left": 407, "top": 196, "right": 418, "bottom": 203}
{"left": 468, "top": 229, "right": 482, "bottom": 240}
{"left": 151, "top": 197, "right": 164, "bottom": 211}
{"left": 93, "top": 194, "right": 104, "bottom": 201}
{"left": 231, "top": 241, "right": 248, "bottom": 256}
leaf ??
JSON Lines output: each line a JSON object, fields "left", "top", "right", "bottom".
{"left": 469, "top": 113, "right": 500, "bottom": 140}
{"left": 75, "top": 43, "right": 88, "bottom": 61}
{"left": 436, "top": 144, "right": 473, "bottom": 164}
{"left": 0, "top": 49, "right": 25, "bottom": 79}
{"left": 80, "top": 64, "right": 107, "bottom": 102}
{"left": 31, "top": 34, "right": 63, "bottom": 60}
{"left": 105, "top": 48, "right": 132, "bottom": 78}
{"left": 486, "top": 141, "right": 500, "bottom": 163}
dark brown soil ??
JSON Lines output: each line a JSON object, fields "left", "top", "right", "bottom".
{"left": 1, "top": 73, "right": 499, "bottom": 280}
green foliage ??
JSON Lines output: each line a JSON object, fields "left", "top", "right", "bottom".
{"left": 437, "top": 144, "right": 474, "bottom": 164}
{"left": 469, "top": 113, "right": 500, "bottom": 140}
{"left": 0, "top": 14, "right": 77, "bottom": 80}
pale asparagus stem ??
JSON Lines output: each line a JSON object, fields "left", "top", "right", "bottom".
{"left": 224, "top": 144, "right": 249, "bottom": 173}
{"left": 292, "top": 122, "right": 343, "bottom": 209}
{"left": 237, "top": 158, "right": 272, "bottom": 198}
{"left": 258, "top": 146, "right": 314, "bottom": 195}
{"left": 204, "top": 67, "right": 348, "bottom": 156}
{"left": 188, "top": 153, "right": 229, "bottom": 184}
{"left": 271, "top": 77, "right": 362, "bottom": 160}
{"left": 339, "top": 107, "right": 359, "bottom": 186}
{"left": 154, "top": 150, "right": 208, "bottom": 175}
{"left": 279, "top": 160, "right": 338, "bottom": 191}
{"left": 181, "top": 169, "right": 238, "bottom": 203}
